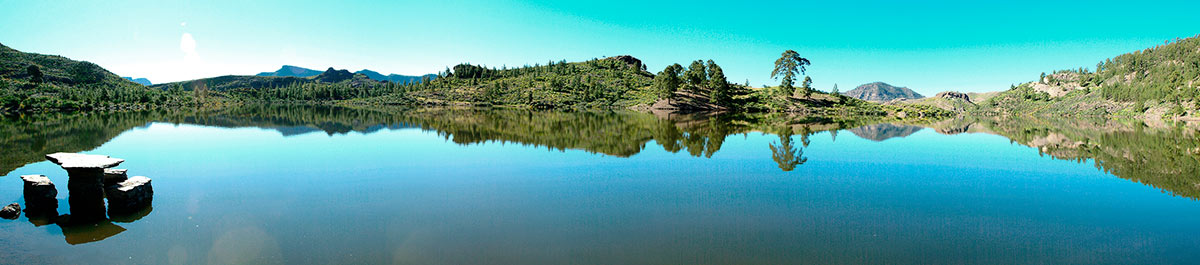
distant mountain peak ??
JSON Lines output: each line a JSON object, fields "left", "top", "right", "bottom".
{"left": 122, "top": 77, "right": 152, "bottom": 86}
{"left": 843, "top": 82, "right": 924, "bottom": 101}
{"left": 316, "top": 68, "right": 356, "bottom": 83}
{"left": 258, "top": 65, "right": 323, "bottom": 77}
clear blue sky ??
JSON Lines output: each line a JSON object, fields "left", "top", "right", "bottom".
{"left": 2, "top": 0, "right": 1198, "bottom": 94}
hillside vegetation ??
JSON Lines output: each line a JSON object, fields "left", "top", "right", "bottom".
{"left": 979, "top": 35, "right": 1200, "bottom": 118}
{"left": 2, "top": 43, "right": 950, "bottom": 119}
{"left": 0, "top": 43, "right": 198, "bottom": 113}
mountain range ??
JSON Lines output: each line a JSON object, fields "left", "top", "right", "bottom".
{"left": 151, "top": 67, "right": 381, "bottom": 91}
{"left": 257, "top": 65, "right": 434, "bottom": 83}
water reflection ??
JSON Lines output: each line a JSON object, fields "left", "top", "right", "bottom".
{"left": 949, "top": 116, "right": 1200, "bottom": 200}
{"left": 769, "top": 127, "right": 809, "bottom": 171}
{"left": 847, "top": 123, "right": 925, "bottom": 142}
{"left": 3, "top": 104, "right": 1199, "bottom": 202}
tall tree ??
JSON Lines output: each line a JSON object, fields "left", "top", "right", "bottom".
{"left": 771, "top": 50, "right": 811, "bottom": 97}
{"left": 706, "top": 60, "right": 730, "bottom": 106}
{"left": 831, "top": 83, "right": 840, "bottom": 101}
{"left": 685, "top": 60, "right": 707, "bottom": 93}
{"left": 653, "top": 64, "right": 685, "bottom": 101}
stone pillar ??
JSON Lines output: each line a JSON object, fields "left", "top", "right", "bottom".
{"left": 65, "top": 168, "right": 107, "bottom": 222}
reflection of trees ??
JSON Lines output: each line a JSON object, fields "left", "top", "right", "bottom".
{"left": 975, "top": 116, "right": 1200, "bottom": 200}
{"left": 768, "top": 127, "right": 810, "bottom": 172}
{"left": 3, "top": 105, "right": 872, "bottom": 176}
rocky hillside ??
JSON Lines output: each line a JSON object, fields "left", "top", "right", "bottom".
{"left": 843, "top": 82, "right": 924, "bottom": 101}
{"left": 980, "top": 35, "right": 1200, "bottom": 118}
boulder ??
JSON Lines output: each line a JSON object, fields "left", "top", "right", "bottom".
{"left": 1, "top": 203, "right": 20, "bottom": 219}
{"left": 20, "top": 175, "right": 58, "bottom": 211}
{"left": 106, "top": 176, "right": 153, "bottom": 213}
{"left": 103, "top": 169, "right": 128, "bottom": 185}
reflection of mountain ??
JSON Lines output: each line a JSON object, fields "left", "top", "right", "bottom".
{"left": 847, "top": 123, "right": 924, "bottom": 141}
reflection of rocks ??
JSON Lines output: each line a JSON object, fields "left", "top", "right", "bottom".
{"left": 109, "top": 206, "right": 153, "bottom": 223}
{"left": 1, "top": 203, "right": 20, "bottom": 219}
{"left": 58, "top": 219, "right": 127, "bottom": 245}
{"left": 848, "top": 123, "right": 924, "bottom": 141}
{"left": 21, "top": 174, "right": 58, "bottom": 211}
{"left": 106, "top": 176, "right": 153, "bottom": 214}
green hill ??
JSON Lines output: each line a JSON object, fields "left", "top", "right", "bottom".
{"left": 0, "top": 43, "right": 191, "bottom": 113}
{"left": 980, "top": 35, "right": 1200, "bottom": 118}
{"left": 391, "top": 55, "right": 659, "bottom": 109}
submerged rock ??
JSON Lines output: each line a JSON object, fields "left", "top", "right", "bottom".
{"left": 103, "top": 169, "right": 128, "bottom": 185}
{"left": 1, "top": 203, "right": 20, "bottom": 219}
{"left": 106, "top": 176, "right": 153, "bottom": 213}
{"left": 21, "top": 175, "right": 58, "bottom": 211}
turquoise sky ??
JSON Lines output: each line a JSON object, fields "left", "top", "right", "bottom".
{"left": 1, "top": 0, "right": 1198, "bottom": 94}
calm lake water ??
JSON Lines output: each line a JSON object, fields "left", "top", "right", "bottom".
{"left": 2, "top": 105, "right": 1199, "bottom": 264}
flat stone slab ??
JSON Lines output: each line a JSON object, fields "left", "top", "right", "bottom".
{"left": 21, "top": 174, "right": 53, "bottom": 186}
{"left": 21, "top": 174, "right": 57, "bottom": 200}
{"left": 45, "top": 153, "right": 124, "bottom": 169}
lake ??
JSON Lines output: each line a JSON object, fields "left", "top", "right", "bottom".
{"left": 2, "top": 105, "right": 1199, "bottom": 264}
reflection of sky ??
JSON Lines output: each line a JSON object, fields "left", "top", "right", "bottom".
{"left": 1, "top": 123, "right": 1198, "bottom": 263}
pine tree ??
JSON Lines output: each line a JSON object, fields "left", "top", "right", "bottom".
{"left": 706, "top": 60, "right": 730, "bottom": 106}
{"left": 653, "top": 64, "right": 685, "bottom": 101}
{"left": 684, "top": 60, "right": 707, "bottom": 93}
{"left": 771, "top": 50, "right": 811, "bottom": 98}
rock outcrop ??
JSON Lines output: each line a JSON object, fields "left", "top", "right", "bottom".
{"left": 935, "top": 91, "right": 972, "bottom": 103}
{"left": 604, "top": 55, "right": 646, "bottom": 71}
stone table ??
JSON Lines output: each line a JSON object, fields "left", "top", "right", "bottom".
{"left": 45, "top": 152, "right": 124, "bottom": 223}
